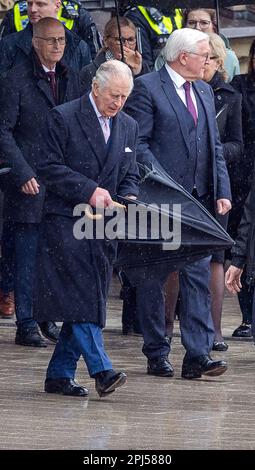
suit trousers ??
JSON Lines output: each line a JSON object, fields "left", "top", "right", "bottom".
{"left": 14, "top": 223, "right": 39, "bottom": 328}
{"left": 134, "top": 256, "right": 214, "bottom": 360}
{"left": 0, "top": 219, "right": 15, "bottom": 293}
{"left": 46, "top": 322, "right": 113, "bottom": 379}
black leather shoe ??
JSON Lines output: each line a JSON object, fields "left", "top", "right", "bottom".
{"left": 181, "top": 354, "right": 227, "bottom": 379}
{"left": 38, "top": 321, "right": 60, "bottom": 343}
{"left": 147, "top": 356, "right": 174, "bottom": 377}
{"left": 232, "top": 322, "right": 252, "bottom": 338}
{"left": 15, "top": 327, "right": 47, "bottom": 347}
{"left": 45, "top": 378, "right": 88, "bottom": 396}
{"left": 212, "top": 340, "right": 228, "bottom": 351}
{"left": 95, "top": 370, "right": 127, "bottom": 397}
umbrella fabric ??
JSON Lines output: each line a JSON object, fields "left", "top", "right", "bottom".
{"left": 115, "top": 163, "right": 233, "bottom": 270}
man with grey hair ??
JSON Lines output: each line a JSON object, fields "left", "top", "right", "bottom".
{"left": 33, "top": 59, "right": 140, "bottom": 397}
{"left": 125, "top": 28, "right": 232, "bottom": 380}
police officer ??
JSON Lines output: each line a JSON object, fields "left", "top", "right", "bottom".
{"left": 125, "top": 5, "right": 182, "bottom": 70}
{"left": 0, "top": 0, "right": 101, "bottom": 58}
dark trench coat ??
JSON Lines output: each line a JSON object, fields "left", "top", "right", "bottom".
{"left": 34, "top": 94, "right": 140, "bottom": 327}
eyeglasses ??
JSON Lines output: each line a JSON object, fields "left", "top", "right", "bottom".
{"left": 186, "top": 51, "right": 210, "bottom": 61}
{"left": 35, "top": 36, "right": 66, "bottom": 45}
{"left": 187, "top": 20, "right": 212, "bottom": 30}
{"left": 209, "top": 56, "right": 219, "bottom": 60}
{"left": 109, "top": 36, "right": 136, "bottom": 46}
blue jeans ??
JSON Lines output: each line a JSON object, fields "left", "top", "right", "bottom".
{"left": 46, "top": 322, "right": 113, "bottom": 379}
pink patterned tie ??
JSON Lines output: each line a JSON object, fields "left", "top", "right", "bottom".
{"left": 183, "top": 81, "right": 197, "bottom": 126}
{"left": 100, "top": 116, "right": 111, "bottom": 143}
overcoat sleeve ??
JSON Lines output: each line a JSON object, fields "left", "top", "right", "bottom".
{"left": 38, "top": 108, "right": 98, "bottom": 204}
{"left": 0, "top": 74, "right": 36, "bottom": 187}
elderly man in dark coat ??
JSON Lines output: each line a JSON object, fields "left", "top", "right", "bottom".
{"left": 0, "top": 0, "right": 91, "bottom": 74}
{"left": 34, "top": 60, "right": 140, "bottom": 398}
{"left": 0, "top": 17, "right": 84, "bottom": 347}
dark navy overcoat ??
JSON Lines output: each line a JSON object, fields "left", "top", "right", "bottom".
{"left": 34, "top": 95, "right": 140, "bottom": 326}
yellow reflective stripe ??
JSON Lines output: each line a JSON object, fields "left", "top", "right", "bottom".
{"left": 14, "top": 3, "right": 27, "bottom": 32}
{"left": 13, "top": 2, "right": 79, "bottom": 32}
{"left": 138, "top": 6, "right": 182, "bottom": 35}
{"left": 57, "top": 3, "right": 78, "bottom": 30}
{"left": 174, "top": 9, "right": 183, "bottom": 29}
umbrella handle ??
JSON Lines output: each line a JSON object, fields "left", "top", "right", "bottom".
{"left": 84, "top": 201, "right": 126, "bottom": 220}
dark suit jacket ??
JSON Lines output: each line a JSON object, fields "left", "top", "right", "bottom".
{"left": 125, "top": 66, "right": 231, "bottom": 202}
{"left": 34, "top": 94, "right": 140, "bottom": 325}
{"left": 0, "top": 23, "right": 91, "bottom": 74}
{"left": 0, "top": 53, "right": 84, "bottom": 223}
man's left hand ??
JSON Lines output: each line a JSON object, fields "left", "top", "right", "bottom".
{"left": 216, "top": 198, "right": 232, "bottom": 215}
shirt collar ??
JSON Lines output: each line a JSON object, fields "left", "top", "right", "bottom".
{"left": 165, "top": 63, "right": 187, "bottom": 89}
{"left": 89, "top": 92, "right": 102, "bottom": 120}
{"left": 89, "top": 92, "right": 111, "bottom": 121}
{"left": 42, "top": 64, "right": 56, "bottom": 73}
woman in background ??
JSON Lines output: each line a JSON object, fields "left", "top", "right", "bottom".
{"left": 80, "top": 16, "right": 149, "bottom": 92}
{"left": 203, "top": 33, "right": 243, "bottom": 350}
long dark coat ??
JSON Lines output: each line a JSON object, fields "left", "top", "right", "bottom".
{"left": 34, "top": 95, "right": 140, "bottom": 326}
{"left": 230, "top": 73, "right": 255, "bottom": 238}
{"left": 0, "top": 52, "right": 84, "bottom": 223}
{"left": 207, "top": 71, "right": 243, "bottom": 256}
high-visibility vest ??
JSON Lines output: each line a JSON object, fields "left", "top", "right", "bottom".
{"left": 57, "top": 1, "right": 78, "bottom": 29}
{"left": 13, "top": 1, "right": 77, "bottom": 32}
{"left": 137, "top": 6, "right": 182, "bottom": 36}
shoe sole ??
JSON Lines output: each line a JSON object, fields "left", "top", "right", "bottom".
{"left": 232, "top": 334, "right": 252, "bottom": 338}
{"left": 15, "top": 340, "right": 47, "bottom": 348}
{"left": 99, "top": 374, "right": 127, "bottom": 397}
{"left": 45, "top": 388, "right": 88, "bottom": 397}
{"left": 203, "top": 365, "right": 228, "bottom": 377}
{"left": 147, "top": 369, "right": 174, "bottom": 377}
{"left": 182, "top": 365, "right": 227, "bottom": 379}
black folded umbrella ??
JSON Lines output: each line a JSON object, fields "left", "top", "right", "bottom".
{"left": 115, "top": 163, "right": 233, "bottom": 272}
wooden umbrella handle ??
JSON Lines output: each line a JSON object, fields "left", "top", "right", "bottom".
{"left": 111, "top": 201, "right": 126, "bottom": 210}
{"left": 84, "top": 201, "right": 126, "bottom": 220}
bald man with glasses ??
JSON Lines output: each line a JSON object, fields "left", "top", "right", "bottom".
{"left": 0, "top": 0, "right": 91, "bottom": 73}
{"left": 0, "top": 17, "right": 84, "bottom": 347}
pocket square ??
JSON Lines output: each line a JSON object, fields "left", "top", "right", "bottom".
{"left": 125, "top": 147, "right": 132, "bottom": 153}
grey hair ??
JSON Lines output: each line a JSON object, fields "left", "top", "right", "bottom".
{"left": 164, "top": 28, "right": 209, "bottom": 62}
{"left": 92, "top": 59, "right": 133, "bottom": 93}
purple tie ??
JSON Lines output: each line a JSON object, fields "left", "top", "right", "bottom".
{"left": 183, "top": 81, "right": 197, "bottom": 126}
{"left": 47, "top": 71, "right": 57, "bottom": 102}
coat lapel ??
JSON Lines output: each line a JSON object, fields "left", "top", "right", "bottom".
{"left": 36, "top": 78, "right": 56, "bottom": 107}
{"left": 75, "top": 95, "right": 107, "bottom": 168}
{"left": 159, "top": 67, "right": 191, "bottom": 156}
